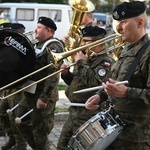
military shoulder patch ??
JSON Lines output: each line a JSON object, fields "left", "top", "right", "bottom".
{"left": 98, "top": 69, "right": 106, "bottom": 76}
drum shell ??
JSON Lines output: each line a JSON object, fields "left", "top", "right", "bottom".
{"left": 68, "top": 109, "right": 124, "bottom": 150}
{"left": 0, "top": 29, "right": 36, "bottom": 88}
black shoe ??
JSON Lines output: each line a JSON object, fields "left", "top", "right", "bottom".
{"left": 10, "top": 145, "right": 27, "bottom": 150}
{"left": 1, "top": 136, "right": 15, "bottom": 150}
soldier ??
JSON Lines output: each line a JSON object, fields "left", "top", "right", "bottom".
{"left": 0, "top": 23, "right": 27, "bottom": 150}
{"left": 57, "top": 26, "right": 115, "bottom": 149}
{"left": 86, "top": 1, "right": 150, "bottom": 150}
{"left": 14, "top": 16, "right": 64, "bottom": 150}
{"left": 80, "top": 12, "right": 94, "bottom": 27}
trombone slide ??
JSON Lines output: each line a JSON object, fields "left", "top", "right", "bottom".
{"left": 73, "top": 80, "right": 128, "bottom": 94}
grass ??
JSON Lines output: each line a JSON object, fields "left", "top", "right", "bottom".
{"left": 55, "top": 107, "right": 68, "bottom": 113}
{"left": 56, "top": 85, "right": 68, "bottom": 113}
{"left": 58, "top": 85, "right": 66, "bottom": 91}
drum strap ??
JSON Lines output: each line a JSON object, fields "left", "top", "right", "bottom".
{"left": 123, "top": 40, "right": 150, "bottom": 81}
{"left": 110, "top": 40, "right": 150, "bottom": 105}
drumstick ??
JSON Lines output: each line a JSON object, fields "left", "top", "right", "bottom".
{"left": 64, "top": 103, "right": 86, "bottom": 107}
{"left": 73, "top": 80, "right": 128, "bottom": 94}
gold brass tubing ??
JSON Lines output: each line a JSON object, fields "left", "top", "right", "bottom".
{"left": 1, "top": 63, "right": 76, "bottom": 100}
{"left": 0, "top": 63, "right": 54, "bottom": 91}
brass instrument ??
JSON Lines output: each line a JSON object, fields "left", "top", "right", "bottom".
{"left": 24, "top": 30, "right": 38, "bottom": 44}
{"left": 110, "top": 19, "right": 125, "bottom": 60}
{"left": 0, "top": 33, "right": 121, "bottom": 100}
{"left": 4, "top": 34, "right": 122, "bottom": 121}
{"left": 65, "top": 0, "right": 95, "bottom": 62}
{"left": 0, "top": 39, "right": 64, "bottom": 91}
{"left": 109, "top": 36, "right": 124, "bottom": 60}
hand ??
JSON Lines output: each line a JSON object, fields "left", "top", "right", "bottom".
{"left": 62, "top": 35, "right": 69, "bottom": 43}
{"left": 85, "top": 94, "right": 100, "bottom": 110}
{"left": 74, "top": 51, "right": 88, "bottom": 62}
{"left": 36, "top": 99, "right": 47, "bottom": 109}
{"left": 102, "top": 78, "right": 128, "bottom": 98}
{"left": 60, "top": 64, "right": 69, "bottom": 75}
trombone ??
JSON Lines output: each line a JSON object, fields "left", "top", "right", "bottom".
{"left": 0, "top": 39, "right": 64, "bottom": 91}
{"left": 0, "top": 33, "right": 121, "bottom": 100}
{"left": 5, "top": 34, "right": 122, "bottom": 121}
{"left": 24, "top": 30, "right": 38, "bottom": 44}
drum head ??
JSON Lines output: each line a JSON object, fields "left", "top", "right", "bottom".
{"left": 0, "top": 29, "right": 36, "bottom": 88}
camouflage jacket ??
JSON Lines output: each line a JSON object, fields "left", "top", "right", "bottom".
{"left": 23, "top": 37, "right": 64, "bottom": 104}
{"left": 110, "top": 34, "right": 150, "bottom": 113}
{"left": 106, "top": 34, "right": 150, "bottom": 142}
{"left": 62, "top": 53, "right": 114, "bottom": 119}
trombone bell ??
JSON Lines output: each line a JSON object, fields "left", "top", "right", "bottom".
{"left": 24, "top": 30, "right": 38, "bottom": 44}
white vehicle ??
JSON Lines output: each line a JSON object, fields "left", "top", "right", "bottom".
{"left": 0, "top": 3, "right": 72, "bottom": 39}
{"left": 93, "top": 12, "right": 112, "bottom": 28}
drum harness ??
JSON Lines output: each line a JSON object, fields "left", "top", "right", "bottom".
{"left": 107, "top": 40, "right": 150, "bottom": 113}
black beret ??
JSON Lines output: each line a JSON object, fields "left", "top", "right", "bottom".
{"left": 0, "top": 23, "right": 25, "bottom": 30}
{"left": 81, "top": 26, "right": 107, "bottom": 37}
{"left": 0, "top": 23, "right": 12, "bottom": 28}
{"left": 11, "top": 23, "right": 25, "bottom": 30}
{"left": 38, "top": 16, "right": 57, "bottom": 31}
{"left": 113, "top": 1, "right": 146, "bottom": 20}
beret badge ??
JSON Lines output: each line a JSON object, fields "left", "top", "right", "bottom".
{"left": 113, "top": 11, "right": 119, "bottom": 20}
{"left": 121, "top": 11, "right": 125, "bottom": 16}
{"left": 112, "top": 1, "right": 146, "bottom": 21}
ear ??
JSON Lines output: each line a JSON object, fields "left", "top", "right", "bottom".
{"left": 47, "top": 27, "right": 51, "bottom": 33}
{"left": 138, "top": 18, "right": 144, "bottom": 28}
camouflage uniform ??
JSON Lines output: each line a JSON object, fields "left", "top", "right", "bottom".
{"left": 100, "top": 34, "right": 150, "bottom": 150}
{"left": 57, "top": 53, "right": 114, "bottom": 150}
{"left": 15, "top": 37, "right": 64, "bottom": 150}
{"left": 0, "top": 86, "right": 27, "bottom": 149}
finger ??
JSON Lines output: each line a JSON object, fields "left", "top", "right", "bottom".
{"left": 108, "top": 78, "right": 116, "bottom": 84}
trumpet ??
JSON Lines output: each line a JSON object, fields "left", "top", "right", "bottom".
{"left": 0, "top": 34, "right": 121, "bottom": 100}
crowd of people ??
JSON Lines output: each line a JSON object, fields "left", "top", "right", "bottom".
{"left": 0, "top": 1, "right": 149, "bottom": 150}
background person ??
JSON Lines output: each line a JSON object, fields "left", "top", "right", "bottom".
{"left": 14, "top": 16, "right": 64, "bottom": 150}
{"left": 80, "top": 12, "right": 95, "bottom": 27}
{"left": 0, "top": 23, "right": 27, "bottom": 150}
{"left": 86, "top": 1, "right": 150, "bottom": 150}
{"left": 61, "top": 12, "right": 96, "bottom": 44}
{"left": 57, "top": 26, "right": 115, "bottom": 150}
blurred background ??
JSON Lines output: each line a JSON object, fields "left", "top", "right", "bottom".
{"left": 0, "top": 0, "right": 150, "bottom": 38}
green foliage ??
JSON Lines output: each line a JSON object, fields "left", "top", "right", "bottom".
{"left": 55, "top": 107, "right": 68, "bottom": 113}
{"left": 58, "top": 85, "right": 66, "bottom": 91}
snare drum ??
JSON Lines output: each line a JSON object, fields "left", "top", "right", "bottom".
{"left": 68, "top": 109, "right": 124, "bottom": 150}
